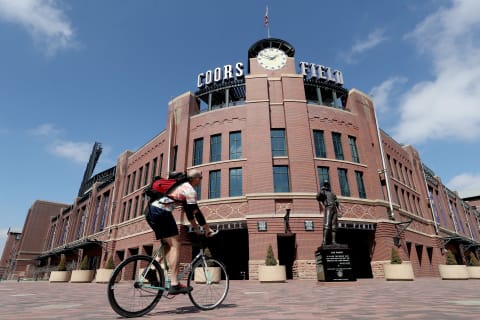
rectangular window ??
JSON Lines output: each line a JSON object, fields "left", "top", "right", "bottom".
{"left": 91, "top": 197, "right": 101, "bottom": 233}
{"left": 131, "top": 171, "right": 136, "bottom": 193}
{"left": 209, "top": 170, "right": 221, "bottom": 198}
{"left": 127, "top": 199, "right": 132, "bottom": 220}
{"left": 77, "top": 207, "right": 86, "bottom": 240}
{"left": 229, "top": 168, "right": 243, "bottom": 197}
{"left": 313, "top": 130, "right": 327, "bottom": 158}
{"left": 99, "top": 192, "right": 109, "bottom": 231}
{"left": 193, "top": 138, "right": 204, "bottom": 165}
{"left": 210, "top": 134, "right": 222, "bottom": 162}
{"left": 338, "top": 168, "right": 350, "bottom": 196}
{"left": 159, "top": 153, "right": 164, "bottom": 176}
{"left": 271, "top": 129, "right": 287, "bottom": 157}
{"left": 133, "top": 196, "right": 139, "bottom": 218}
{"left": 355, "top": 171, "right": 367, "bottom": 198}
{"left": 138, "top": 167, "right": 143, "bottom": 189}
{"left": 194, "top": 183, "right": 202, "bottom": 201}
{"left": 172, "top": 146, "right": 178, "bottom": 172}
{"left": 144, "top": 163, "right": 150, "bottom": 185}
{"left": 332, "top": 132, "right": 344, "bottom": 160}
{"left": 273, "top": 166, "right": 290, "bottom": 192}
{"left": 348, "top": 136, "right": 360, "bottom": 163}
{"left": 317, "top": 166, "right": 330, "bottom": 186}
{"left": 229, "top": 131, "right": 242, "bottom": 160}
{"left": 125, "top": 175, "right": 130, "bottom": 195}
{"left": 151, "top": 158, "right": 157, "bottom": 179}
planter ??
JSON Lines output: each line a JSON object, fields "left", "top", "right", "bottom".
{"left": 49, "top": 271, "right": 71, "bottom": 282}
{"left": 383, "top": 262, "right": 414, "bottom": 281}
{"left": 70, "top": 270, "right": 94, "bottom": 283}
{"left": 438, "top": 265, "right": 469, "bottom": 280}
{"left": 467, "top": 266, "right": 480, "bottom": 279}
{"left": 95, "top": 269, "right": 114, "bottom": 283}
{"left": 258, "top": 265, "right": 286, "bottom": 283}
{"left": 194, "top": 267, "right": 221, "bottom": 283}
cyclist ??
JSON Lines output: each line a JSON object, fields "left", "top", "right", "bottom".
{"left": 145, "top": 169, "right": 218, "bottom": 294}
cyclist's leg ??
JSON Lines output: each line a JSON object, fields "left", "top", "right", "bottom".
{"left": 162, "top": 235, "right": 180, "bottom": 285}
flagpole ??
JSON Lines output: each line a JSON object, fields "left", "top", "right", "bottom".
{"left": 265, "top": 5, "right": 270, "bottom": 38}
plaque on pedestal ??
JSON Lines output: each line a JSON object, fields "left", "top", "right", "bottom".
{"left": 315, "top": 244, "right": 356, "bottom": 282}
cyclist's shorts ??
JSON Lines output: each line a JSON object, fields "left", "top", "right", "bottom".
{"left": 146, "top": 206, "right": 179, "bottom": 240}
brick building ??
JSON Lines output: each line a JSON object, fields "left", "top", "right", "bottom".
{"left": 0, "top": 228, "right": 22, "bottom": 280}
{"left": 7, "top": 38, "right": 480, "bottom": 280}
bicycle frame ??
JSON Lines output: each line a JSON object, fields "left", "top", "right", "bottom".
{"left": 139, "top": 241, "right": 209, "bottom": 291}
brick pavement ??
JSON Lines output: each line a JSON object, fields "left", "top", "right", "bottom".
{"left": 0, "top": 279, "right": 479, "bottom": 319}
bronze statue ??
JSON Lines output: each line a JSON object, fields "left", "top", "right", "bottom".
{"left": 316, "top": 181, "right": 340, "bottom": 246}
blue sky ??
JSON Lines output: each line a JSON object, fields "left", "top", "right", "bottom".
{"left": 1, "top": 0, "right": 480, "bottom": 256}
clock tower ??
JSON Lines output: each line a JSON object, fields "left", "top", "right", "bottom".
{"left": 247, "top": 38, "right": 296, "bottom": 75}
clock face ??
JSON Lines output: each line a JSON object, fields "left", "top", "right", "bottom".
{"left": 257, "top": 48, "right": 287, "bottom": 70}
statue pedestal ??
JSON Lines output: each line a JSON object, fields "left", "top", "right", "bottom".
{"left": 315, "top": 244, "right": 356, "bottom": 282}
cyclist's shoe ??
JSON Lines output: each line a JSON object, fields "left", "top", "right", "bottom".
{"left": 168, "top": 283, "right": 193, "bottom": 295}
{"left": 207, "top": 229, "right": 219, "bottom": 238}
{"left": 145, "top": 269, "right": 159, "bottom": 287}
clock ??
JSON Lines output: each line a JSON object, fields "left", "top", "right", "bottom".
{"left": 257, "top": 48, "right": 287, "bottom": 70}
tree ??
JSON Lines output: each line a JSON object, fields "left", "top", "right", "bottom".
{"left": 445, "top": 250, "right": 457, "bottom": 265}
{"left": 390, "top": 247, "right": 402, "bottom": 264}
{"left": 105, "top": 255, "right": 115, "bottom": 269}
{"left": 265, "top": 244, "right": 278, "bottom": 266}
{"left": 79, "top": 256, "right": 89, "bottom": 270}
{"left": 57, "top": 255, "right": 67, "bottom": 271}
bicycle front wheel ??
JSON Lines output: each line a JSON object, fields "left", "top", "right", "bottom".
{"left": 187, "top": 257, "right": 229, "bottom": 310}
{"left": 107, "top": 255, "right": 164, "bottom": 318}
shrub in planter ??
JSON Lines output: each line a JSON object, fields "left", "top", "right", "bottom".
{"left": 57, "top": 256, "right": 67, "bottom": 271}
{"left": 383, "top": 247, "right": 414, "bottom": 281}
{"left": 105, "top": 255, "right": 115, "bottom": 269}
{"left": 445, "top": 250, "right": 457, "bottom": 265}
{"left": 49, "top": 256, "right": 71, "bottom": 282}
{"left": 390, "top": 247, "right": 402, "bottom": 264}
{"left": 258, "top": 244, "right": 286, "bottom": 282}
{"left": 71, "top": 256, "right": 94, "bottom": 283}
{"left": 265, "top": 244, "right": 278, "bottom": 266}
{"left": 467, "top": 252, "right": 480, "bottom": 279}
{"left": 438, "top": 250, "right": 468, "bottom": 280}
{"left": 79, "top": 256, "right": 89, "bottom": 270}
{"left": 95, "top": 255, "right": 117, "bottom": 283}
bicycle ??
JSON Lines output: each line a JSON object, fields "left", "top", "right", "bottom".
{"left": 107, "top": 234, "right": 229, "bottom": 318}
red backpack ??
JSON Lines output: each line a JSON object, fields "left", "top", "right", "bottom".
{"left": 144, "top": 172, "right": 187, "bottom": 201}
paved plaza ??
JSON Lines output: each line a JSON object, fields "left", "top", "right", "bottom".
{"left": 1, "top": 278, "right": 479, "bottom": 319}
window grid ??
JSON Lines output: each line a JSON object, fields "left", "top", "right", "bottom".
{"left": 271, "top": 129, "right": 287, "bottom": 157}
{"left": 317, "top": 166, "right": 330, "bottom": 185}
{"left": 210, "top": 134, "right": 222, "bottom": 162}
{"left": 313, "top": 130, "right": 327, "bottom": 158}
{"left": 273, "top": 166, "right": 290, "bottom": 192}
{"left": 355, "top": 171, "right": 367, "bottom": 198}
{"left": 229, "top": 168, "right": 243, "bottom": 197}
{"left": 332, "top": 132, "right": 344, "bottom": 160}
{"left": 348, "top": 136, "right": 360, "bottom": 163}
{"left": 193, "top": 138, "right": 204, "bottom": 166}
{"left": 229, "top": 131, "right": 242, "bottom": 160}
{"left": 338, "top": 168, "right": 350, "bottom": 196}
{"left": 209, "top": 170, "right": 221, "bottom": 199}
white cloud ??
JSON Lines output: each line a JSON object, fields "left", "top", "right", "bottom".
{"left": 343, "top": 29, "right": 387, "bottom": 63}
{"left": 369, "top": 77, "right": 407, "bottom": 113}
{"left": 30, "top": 123, "right": 60, "bottom": 137}
{"left": 447, "top": 173, "right": 480, "bottom": 198}
{"left": 0, "top": 0, "right": 75, "bottom": 56}
{"left": 50, "top": 140, "right": 92, "bottom": 164}
{"left": 30, "top": 123, "right": 92, "bottom": 164}
{"left": 392, "top": 0, "right": 480, "bottom": 144}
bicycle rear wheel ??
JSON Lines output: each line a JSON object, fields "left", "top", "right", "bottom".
{"left": 107, "top": 255, "right": 164, "bottom": 318}
{"left": 187, "top": 257, "right": 229, "bottom": 310}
